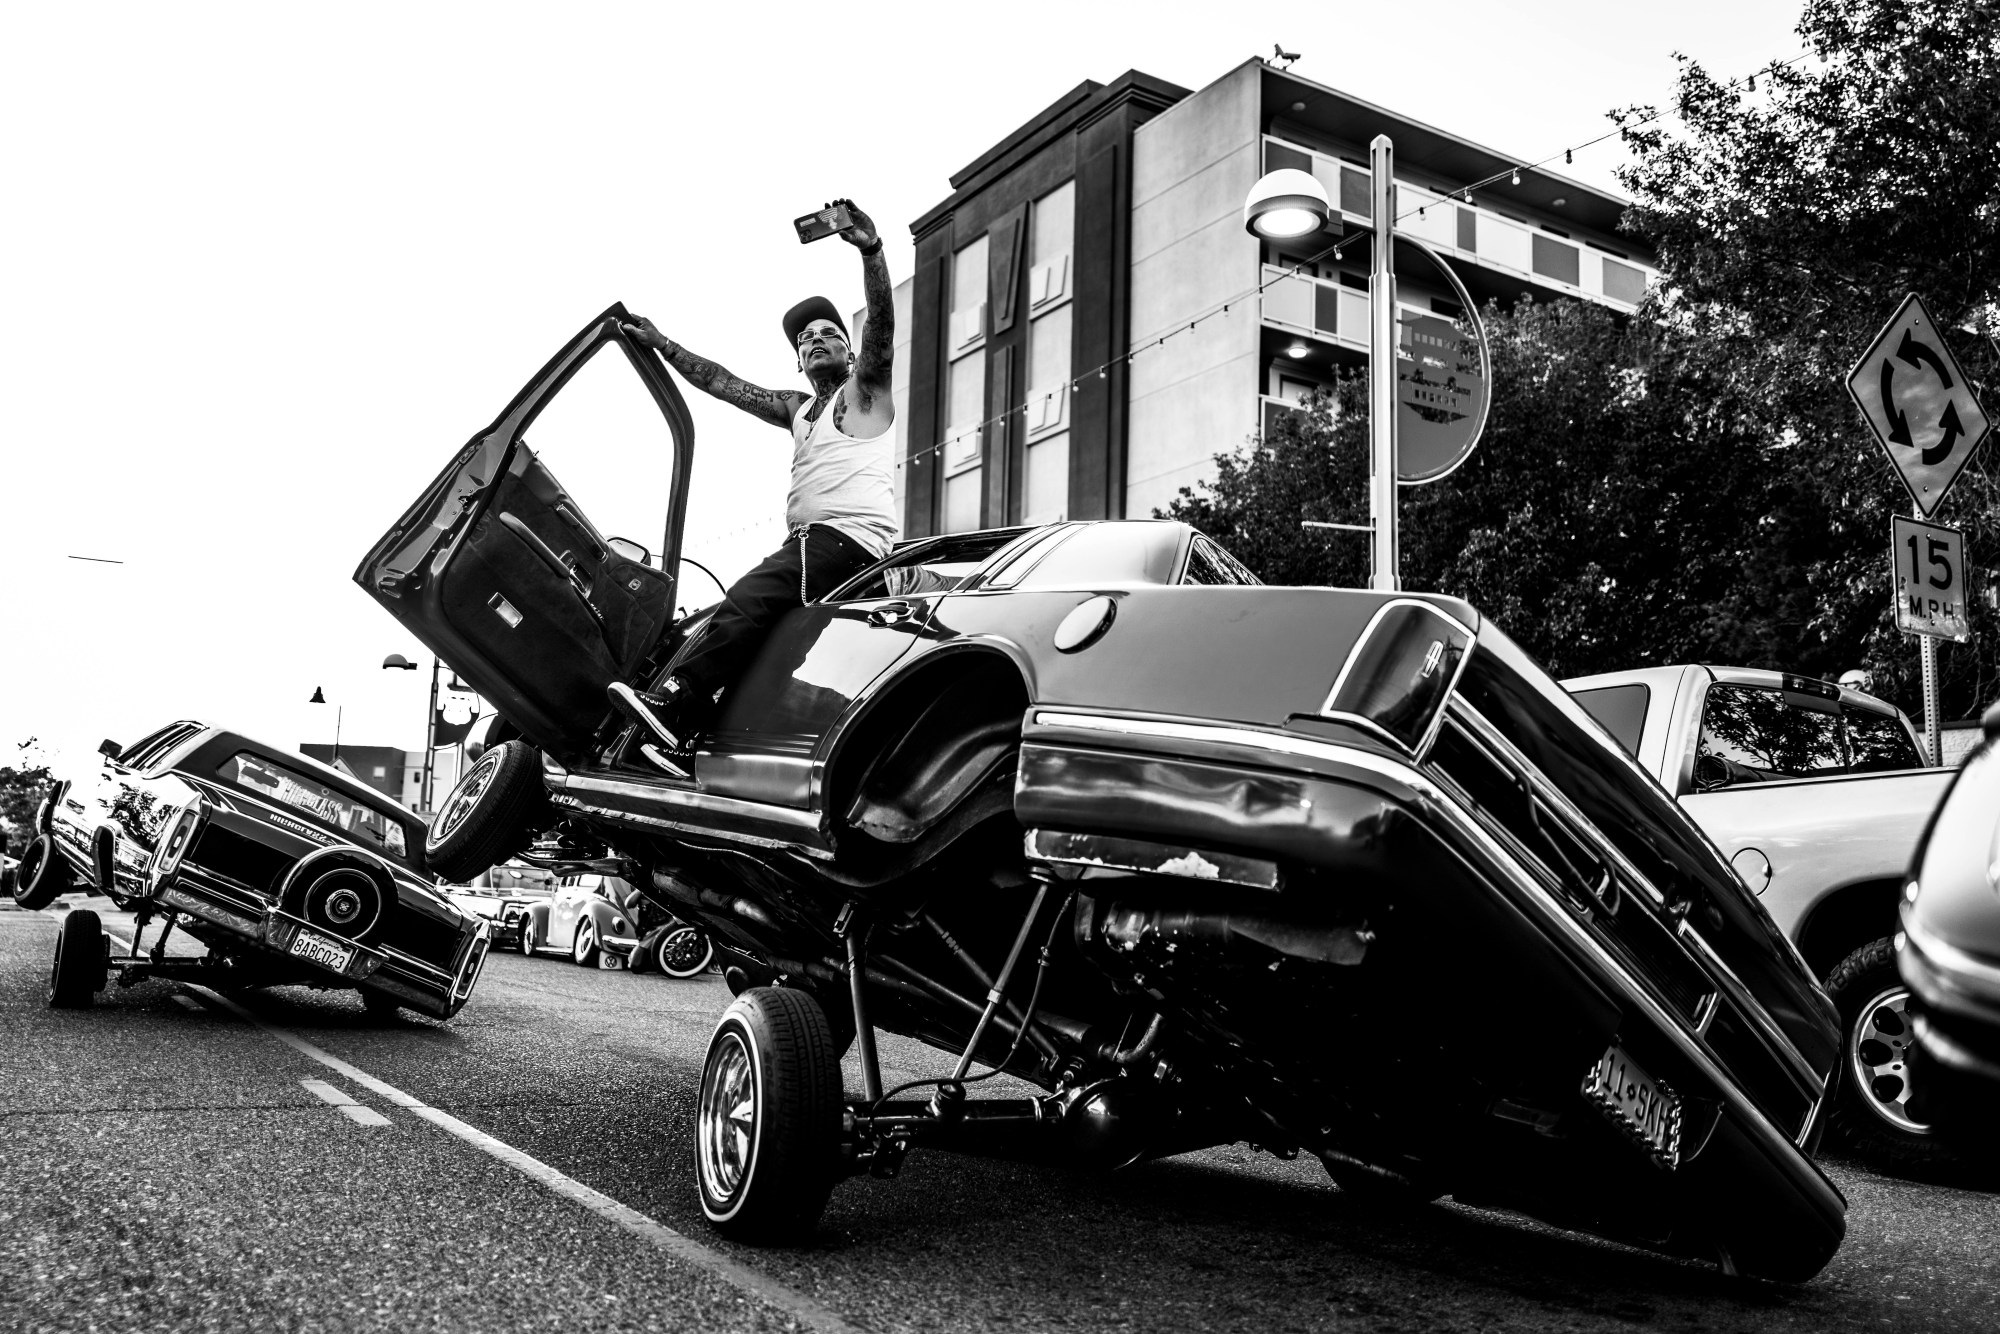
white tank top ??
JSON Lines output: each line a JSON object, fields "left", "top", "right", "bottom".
{"left": 787, "top": 381, "right": 899, "bottom": 557}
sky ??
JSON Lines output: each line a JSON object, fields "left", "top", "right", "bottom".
{"left": 1, "top": 0, "right": 1810, "bottom": 767}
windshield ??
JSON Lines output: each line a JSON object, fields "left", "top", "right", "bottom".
{"left": 214, "top": 752, "right": 412, "bottom": 860}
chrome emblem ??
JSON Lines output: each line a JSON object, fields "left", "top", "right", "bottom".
{"left": 1420, "top": 639, "right": 1446, "bottom": 678}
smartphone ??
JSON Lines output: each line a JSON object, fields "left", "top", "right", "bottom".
{"left": 793, "top": 203, "right": 854, "bottom": 244}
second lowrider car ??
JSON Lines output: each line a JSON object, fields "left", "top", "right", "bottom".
{"left": 17, "top": 722, "right": 489, "bottom": 1017}
{"left": 354, "top": 306, "right": 1848, "bottom": 1280}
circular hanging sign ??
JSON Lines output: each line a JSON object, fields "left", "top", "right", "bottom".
{"left": 1392, "top": 235, "right": 1491, "bottom": 484}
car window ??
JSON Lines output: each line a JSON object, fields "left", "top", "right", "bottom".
{"left": 1010, "top": 524, "right": 1179, "bottom": 589}
{"left": 214, "top": 752, "right": 412, "bottom": 860}
{"left": 1182, "top": 536, "right": 1261, "bottom": 586}
{"left": 1570, "top": 684, "right": 1649, "bottom": 756}
{"left": 121, "top": 723, "right": 198, "bottom": 771}
{"left": 1695, "top": 685, "right": 1923, "bottom": 787}
{"left": 829, "top": 531, "right": 1026, "bottom": 601}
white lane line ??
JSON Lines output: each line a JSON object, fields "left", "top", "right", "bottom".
{"left": 299, "top": 1078, "right": 394, "bottom": 1127}
{"left": 184, "top": 986, "right": 867, "bottom": 1334}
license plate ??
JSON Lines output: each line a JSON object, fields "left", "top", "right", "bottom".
{"left": 1582, "top": 1043, "right": 1682, "bottom": 1168}
{"left": 290, "top": 928, "right": 356, "bottom": 974}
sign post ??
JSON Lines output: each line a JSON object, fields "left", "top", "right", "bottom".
{"left": 1368, "top": 135, "right": 1398, "bottom": 592}
{"left": 1848, "top": 293, "right": 1990, "bottom": 764}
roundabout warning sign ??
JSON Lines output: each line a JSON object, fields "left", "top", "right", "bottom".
{"left": 1845, "top": 293, "right": 1990, "bottom": 516}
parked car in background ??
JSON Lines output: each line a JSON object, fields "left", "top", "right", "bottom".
{"left": 519, "top": 872, "right": 644, "bottom": 967}
{"left": 14, "top": 722, "right": 490, "bottom": 1017}
{"left": 1564, "top": 665, "right": 1951, "bottom": 1167}
{"left": 350, "top": 307, "right": 1849, "bottom": 1279}
{"left": 1899, "top": 704, "right": 2000, "bottom": 1154}
{"left": 445, "top": 862, "right": 557, "bottom": 951}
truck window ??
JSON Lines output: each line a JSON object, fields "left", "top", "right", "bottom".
{"left": 1695, "top": 685, "right": 1923, "bottom": 788}
{"left": 1570, "top": 684, "right": 1649, "bottom": 756}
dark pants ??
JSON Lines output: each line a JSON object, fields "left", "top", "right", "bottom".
{"left": 665, "top": 523, "right": 877, "bottom": 708}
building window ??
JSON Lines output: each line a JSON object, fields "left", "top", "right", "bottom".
{"left": 941, "top": 347, "right": 986, "bottom": 533}
{"left": 1264, "top": 141, "right": 1312, "bottom": 176}
{"left": 950, "top": 234, "right": 989, "bottom": 357}
{"left": 1028, "top": 180, "right": 1074, "bottom": 314}
{"left": 1026, "top": 304, "right": 1072, "bottom": 438}
{"left": 1456, "top": 207, "right": 1476, "bottom": 252}
{"left": 1340, "top": 167, "right": 1371, "bottom": 220}
{"left": 1023, "top": 433, "right": 1068, "bottom": 525}
{"left": 1602, "top": 257, "right": 1647, "bottom": 305}
{"left": 1532, "top": 233, "right": 1580, "bottom": 286}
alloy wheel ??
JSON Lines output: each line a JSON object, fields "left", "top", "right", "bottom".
{"left": 1848, "top": 984, "right": 1932, "bottom": 1136}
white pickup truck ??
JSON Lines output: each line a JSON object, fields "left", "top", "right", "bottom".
{"left": 1564, "top": 664, "right": 1953, "bottom": 1167}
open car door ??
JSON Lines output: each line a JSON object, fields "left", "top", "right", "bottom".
{"left": 354, "top": 305, "right": 693, "bottom": 764}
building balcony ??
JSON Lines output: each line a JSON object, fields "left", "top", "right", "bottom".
{"left": 1262, "top": 136, "right": 1655, "bottom": 313}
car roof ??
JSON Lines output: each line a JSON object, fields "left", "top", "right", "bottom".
{"left": 174, "top": 724, "right": 423, "bottom": 824}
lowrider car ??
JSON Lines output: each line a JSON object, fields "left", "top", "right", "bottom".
{"left": 353, "top": 306, "right": 1847, "bottom": 1280}
{"left": 1899, "top": 703, "right": 2000, "bottom": 1149}
{"left": 15, "top": 722, "right": 489, "bottom": 1017}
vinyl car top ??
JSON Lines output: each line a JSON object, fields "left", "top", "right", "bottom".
{"left": 113, "top": 723, "right": 429, "bottom": 874}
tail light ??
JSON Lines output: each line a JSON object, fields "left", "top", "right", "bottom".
{"left": 153, "top": 799, "right": 209, "bottom": 880}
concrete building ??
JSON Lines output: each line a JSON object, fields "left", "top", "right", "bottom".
{"left": 896, "top": 56, "right": 1659, "bottom": 536}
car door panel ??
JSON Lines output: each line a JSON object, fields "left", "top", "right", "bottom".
{"left": 354, "top": 305, "right": 694, "bottom": 763}
{"left": 700, "top": 598, "right": 939, "bottom": 808}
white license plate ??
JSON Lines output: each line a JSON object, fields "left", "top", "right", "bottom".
{"left": 1582, "top": 1043, "right": 1682, "bottom": 1168}
{"left": 290, "top": 928, "right": 356, "bottom": 974}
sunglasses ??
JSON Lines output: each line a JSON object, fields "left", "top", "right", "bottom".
{"left": 797, "top": 325, "right": 848, "bottom": 348}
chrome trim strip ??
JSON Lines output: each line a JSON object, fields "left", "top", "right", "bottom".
{"left": 547, "top": 789, "right": 831, "bottom": 858}
{"left": 558, "top": 772, "right": 826, "bottom": 835}
{"left": 1446, "top": 697, "right": 1825, "bottom": 1098}
{"left": 1026, "top": 708, "right": 1833, "bottom": 1182}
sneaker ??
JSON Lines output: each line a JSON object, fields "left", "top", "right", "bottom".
{"left": 608, "top": 681, "right": 696, "bottom": 750}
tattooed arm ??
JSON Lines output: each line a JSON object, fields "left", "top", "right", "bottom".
{"left": 622, "top": 316, "right": 804, "bottom": 431}
{"left": 836, "top": 201, "right": 894, "bottom": 410}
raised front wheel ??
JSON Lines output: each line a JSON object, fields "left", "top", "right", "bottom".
{"left": 695, "top": 988, "right": 842, "bottom": 1243}
{"left": 424, "top": 741, "right": 548, "bottom": 883}
{"left": 14, "top": 835, "right": 75, "bottom": 911}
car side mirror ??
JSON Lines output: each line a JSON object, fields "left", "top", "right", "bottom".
{"left": 98, "top": 739, "right": 123, "bottom": 760}
{"left": 1691, "top": 753, "right": 1731, "bottom": 792}
{"left": 606, "top": 536, "right": 652, "bottom": 567}
{"left": 1983, "top": 697, "right": 2000, "bottom": 743}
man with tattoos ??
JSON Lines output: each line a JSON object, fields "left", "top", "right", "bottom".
{"left": 614, "top": 198, "right": 896, "bottom": 776}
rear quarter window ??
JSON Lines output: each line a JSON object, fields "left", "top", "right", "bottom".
{"left": 1570, "top": 684, "right": 1649, "bottom": 756}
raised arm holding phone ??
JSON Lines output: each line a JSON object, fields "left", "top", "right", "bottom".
{"left": 617, "top": 199, "right": 897, "bottom": 776}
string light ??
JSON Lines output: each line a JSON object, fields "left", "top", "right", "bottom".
{"left": 873, "top": 48, "right": 1810, "bottom": 479}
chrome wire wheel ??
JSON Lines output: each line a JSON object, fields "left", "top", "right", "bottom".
{"left": 434, "top": 750, "right": 501, "bottom": 843}
{"left": 659, "top": 925, "right": 714, "bottom": 979}
{"left": 699, "top": 1030, "right": 757, "bottom": 1210}
{"left": 1849, "top": 984, "right": 1931, "bottom": 1136}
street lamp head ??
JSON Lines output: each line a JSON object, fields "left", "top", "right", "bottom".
{"left": 382, "top": 654, "right": 417, "bottom": 670}
{"left": 1244, "top": 168, "right": 1331, "bottom": 240}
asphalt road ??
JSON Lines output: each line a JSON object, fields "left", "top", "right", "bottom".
{"left": 4, "top": 896, "right": 1998, "bottom": 1334}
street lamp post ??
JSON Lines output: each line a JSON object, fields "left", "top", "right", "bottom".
{"left": 306, "top": 687, "right": 342, "bottom": 764}
{"left": 382, "top": 653, "right": 438, "bottom": 813}
{"left": 1243, "top": 136, "right": 1401, "bottom": 591}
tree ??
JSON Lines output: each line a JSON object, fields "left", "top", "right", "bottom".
{"left": 1165, "top": 298, "right": 1791, "bottom": 681}
{"left": 1170, "top": 0, "right": 2000, "bottom": 719}
{"left": 1614, "top": 0, "right": 2000, "bottom": 718}
{"left": 0, "top": 764, "right": 53, "bottom": 851}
